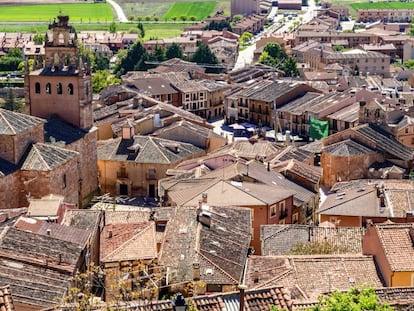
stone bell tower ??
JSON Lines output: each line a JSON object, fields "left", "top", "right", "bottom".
{"left": 25, "top": 15, "right": 93, "bottom": 130}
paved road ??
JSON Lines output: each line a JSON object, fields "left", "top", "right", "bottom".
{"left": 233, "top": 0, "right": 317, "bottom": 70}
{"left": 106, "top": 0, "right": 128, "bottom": 23}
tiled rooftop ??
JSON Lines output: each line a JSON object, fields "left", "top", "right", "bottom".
{"left": 246, "top": 255, "right": 383, "bottom": 300}
{"left": 374, "top": 222, "right": 414, "bottom": 272}
{"left": 159, "top": 205, "right": 251, "bottom": 285}
{"left": 0, "top": 108, "right": 44, "bottom": 135}
{"left": 21, "top": 143, "right": 78, "bottom": 171}
{"left": 261, "top": 225, "right": 363, "bottom": 256}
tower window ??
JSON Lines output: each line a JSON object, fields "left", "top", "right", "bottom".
{"left": 46, "top": 83, "right": 51, "bottom": 94}
{"left": 57, "top": 83, "right": 62, "bottom": 95}
{"left": 68, "top": 83, "right": 74, "bottom": 95}
{"left": 35, "top": 82, "right": 41, "bottom": 94}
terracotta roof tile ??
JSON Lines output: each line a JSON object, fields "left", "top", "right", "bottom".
{"left": 375, "top": 222, "right": 414, "bottom": 272}
{"left": 246, "top": 255, "right": 382, "bottom": 301}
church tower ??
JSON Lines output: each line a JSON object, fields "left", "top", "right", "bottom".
{"left": 25, "top": 15, "right": 93, "bottom": 130}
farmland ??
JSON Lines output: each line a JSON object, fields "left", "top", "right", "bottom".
{"left": 0, "top": 3, "right": 113, "bottom": 22}
{"left": 163, "top": 2, "right": 218, "bottom": 20}
{"left": 350, "top": 1, "right": 414, "bottom": 10}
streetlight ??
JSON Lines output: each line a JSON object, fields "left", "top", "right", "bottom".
{"left": 172, "top": 292, "right": 188, "bottom": 311}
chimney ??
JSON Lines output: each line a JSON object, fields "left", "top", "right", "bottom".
{"left": 193, "top": 263, "right": 200, "bottom": 281}
{"left": 46, "top": 229, "right": 51, "bottom": 236}
{"left": 202, "top": 193, "right": 208, "bottom": 203}
{"left": 197, "top": 209, "right": 211, "bottom": 228}
{"left": 122, "top": 120, "right": 135, "bottom": 140}
{"left": 285, "top": 130, "right": 291, "bottom": 146}
{"left": 238, "top": 284, "right": 247, "bottom": 311}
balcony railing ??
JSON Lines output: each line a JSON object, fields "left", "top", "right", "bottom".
{"left": 117, "top": 172, "right": 128, "bottom": 179}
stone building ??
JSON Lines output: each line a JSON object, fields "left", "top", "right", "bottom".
{"left": 24, "top": 15, "right": 98, "bottom": 206}
{"left": 0, "top": 15, "right": 98, "bottom": 208}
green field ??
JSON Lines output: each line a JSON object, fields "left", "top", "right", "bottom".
{"left": 0, "top": 3, "right": 113, "bottom": 22}
{"left": 0, "top": 22, "right": 187, "bottom": 40}
{"left": 351, "top": 1, "right": 414, "bottom": 10}
{"left": 163, "top": 2, "right": 218, "bottom": 20}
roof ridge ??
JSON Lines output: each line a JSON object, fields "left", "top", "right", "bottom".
{"left": 0, "top": 110, "right": 16, "bottom": 135}
{"left": 196, "top": 251, "right": 238, "bottom": 284}
{"left": 33, "top": 144, "right": 51, "bottom": 170}
{"left": 102, "top": 222, "right": 155, "bottom": 262}
{"left": 150, "top": 137, "right": 171, "bottom": 163}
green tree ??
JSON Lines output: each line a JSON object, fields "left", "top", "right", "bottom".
{"left": 258, "top": 51, "right": 276, "bottom": 67}
{"left": 283, "top": 57, "right": 300, "bottom": 78}
{"left": 150, "top": 45, "right": 166, "bottom": 62}
{"left": 232, "top": 14, "right": 243, "bottom": 23}
{"left": 137, "top": 22, "right": 145, "bottom": 38}
{"left": 166, "top": 42, "right": 183, "bottom": 59}
{"left": 114, "top": 41, "right": 150, "bottom": 76}
{"left": 109, "top": 21, "right": 117, "bottom": 33}
{"left": 403, "top": 59, "right": 414, "bottom": 69}
{"left": 180, "top": 15, "right": 187, "bottom": 21}
{"left": 333, "top": 45, "right": 344, "bottom": 52}
{"left": 240, "top": 32, "right": 253, "bottom": 45}
{"left": 92, "top": 70, "right": 121, "bottom": 93}
{"left": 0, "top": 57, "right": 21, "bottom": 71}
{"left": 263, "top": 43, "right": 287, "bottom": 60}
{"left": 94, "top": 56, "right": 110, "bottom": 71}
{"left": 312, "top": 287, "right": 394, "bottom": 311}
{"left": 33, "top": 34, "right": 45, "bottom": 44}
{"left": 190, "top": 44, "right": 219, "bottom": 73}
{"left": 3, "top": 87, "right": 22, "bottom": 112}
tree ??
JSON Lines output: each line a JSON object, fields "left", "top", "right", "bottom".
{"left": 3, "top": 87, "right": 22, "bottom": 112}
{"left": 333, "top": 45, "right": 344, "bottom": 51}
{"left": 150, "top": 45, "right": 166, "bottom": 62}
{"left": 312, "top": 287, "right": 394, "bottom": 311}
{"left": 190, "top": 44, "right": 219, "bottom": 73}
{"left": 239, "top": 32, "right": 253, "bottom": 46}
{"left": 7, "top": 48, "right": 22, "bottom": 58}
{"left": 94, "top": 56, "right": 110, "bottom": 71}
{"left": 109, "top": 21, "right": 117, "bottom": 34}
{"left": 137, "top": 22, "right": 145, "bottom": 38}
{"left": 258, "top": 51, "right": 276, "bottom": 67}
{"left": 232, "top": 14, "right": 243, "bottom": 23}
{"left": 92, "top": 70, "right": 121, "bottom": 93}
{"left": 166, "top": 42, "right": 183, "bottom": 59}
{"left": 283, "top": 57, "right": 300, "bottom": 78}
{"left": 33, "top": 34, "right": 45, "bottom": 44}
{"left": 263, "top": 43, "right": 287, "bottom": 60}
{"left": 114, "top": 41, "right": 150, "bottom": 76}
{"left": 403, "top": 59, "right": 414, "bottom": 69}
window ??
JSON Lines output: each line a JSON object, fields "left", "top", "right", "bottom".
{"left": 46, "top": 83, "right": 51, "bottom": 94}
{"left": 147, "top": 168, "right": 156, "bottom": 180}
{"left": 35, "top": 82, "right": 41, "bottom": 94}
{"left": 292, "top": 213, "right": 299, "bottom": 224}
{"left": 62, "top": 174, "right": 67, "bottom": 189}
{"left": 270, "top": 205, "right": 277, "bottom": 217}
{"left": 375, "top": 109, "right": 381, "bottom": 118}
{"left": 406, "top": 128, "right": 410, "bottom": 134}
{"left": 57, "top": 83, "right": 62, "bottom": 95}
{"left": 68, "top": 83, "right": 74, "bottom": 95}
{"left": 167, "top": 94, "right": 172, "bottom": 102}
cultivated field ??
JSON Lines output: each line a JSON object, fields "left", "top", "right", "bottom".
{"left": 0, "top": 3, "right": 113, "bottom": 22}
{"left": 163, "top": 2, "right": 218, "bottom": 20}
{"left": 351, "top": 1, "right": 414, "bottom": 10}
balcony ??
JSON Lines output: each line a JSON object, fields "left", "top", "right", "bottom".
{"left": 117, "top": 171, "right": 128, "bottom": 179}
{"left": 280, "top": 210, "right": 288, "bottom": 219}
